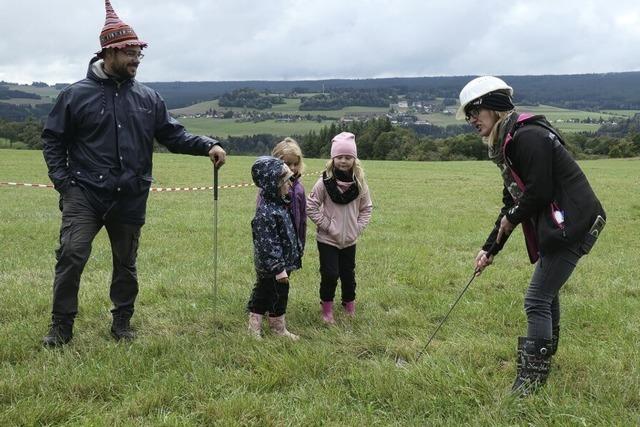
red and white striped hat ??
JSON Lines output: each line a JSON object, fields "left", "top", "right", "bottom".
{"left": 97, "top": 0, "right": 147, "bottom": 53}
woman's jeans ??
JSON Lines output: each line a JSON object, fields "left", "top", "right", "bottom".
{"left": 524, "top": 242, "right": 583, "bottom": 339}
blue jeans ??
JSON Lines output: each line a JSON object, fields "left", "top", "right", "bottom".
{"left": 524, "top": 242, "right": 583, "bottom": 339}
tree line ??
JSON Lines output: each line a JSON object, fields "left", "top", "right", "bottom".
{"left": 299, "top": 89, "right": 397, "bottom": 110}
{"left": 2, "top": 115, "right": 639, "bottom": 160}
{"left": 209, "top": 117, "right": 640, "bottom": 160}
{"left": 218, "top": 88, "right": 285, "bottom": 110}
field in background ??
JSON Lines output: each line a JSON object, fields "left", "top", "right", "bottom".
{"left": 0, "top": 83, "right": 59, "bottom": 105}
{"left": 1, "top": 150, "right": 638, "bottom": 425}
{"left": 179, "top": 117, "right": 335, "bottom": 138}
{"left": 3, "top": 82, "right": 638, "bottom": 136}
{"left": 421, "top": 104, "right": 635, "bottom": 133}
{"left": 171, "top": 98, "right": 390, "bottom": 118}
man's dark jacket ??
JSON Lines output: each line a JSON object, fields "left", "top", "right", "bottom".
{"left": 42, "top": 57, "right": 218, "bottom": 224}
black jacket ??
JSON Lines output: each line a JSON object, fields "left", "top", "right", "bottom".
{"left": 42, "top": 57, "right": 219, "bottom": 224}
{"left": 484, "top": 117, "right": 606, "bottom": 258}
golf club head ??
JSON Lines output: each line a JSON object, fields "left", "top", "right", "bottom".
{"left": 395, "top": 354, "right": 409, "bottom": 368}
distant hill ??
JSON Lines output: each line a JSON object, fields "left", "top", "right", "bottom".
{"left": 145, "top": 72, "right": 640, "bottom": 110}
{"left": 2, "top": 72, "right": 640, "bottom": 120}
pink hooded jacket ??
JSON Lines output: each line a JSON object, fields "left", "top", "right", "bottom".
{"left": 306, "top": 177, "right": 373, "bottom": 249}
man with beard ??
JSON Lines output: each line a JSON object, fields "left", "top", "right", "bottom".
{"left": 41, "top": 0, "right": 226, "bottom": 346}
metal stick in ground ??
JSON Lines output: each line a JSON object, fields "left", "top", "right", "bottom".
{"left": 414, "top": 241, "right": 499, "bottom": 362}
{"left": 212, "top": 166, "right": 219, "bottom": 307}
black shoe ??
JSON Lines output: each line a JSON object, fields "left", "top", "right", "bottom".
{"left": 511, "top": 336, "right": 552, "bottom": 397}
{"left": 43, "top": 318, "right": 73, "bottom": 347}
{"left": 111, "top": 316, "right": 135, "bottom": 341}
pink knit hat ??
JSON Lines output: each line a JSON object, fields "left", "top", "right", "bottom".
{"left": 330, "top": 132, "right": 357, "bottom": 158}
{"left": 97, "top": 0, "right": 147, "bottom": 54}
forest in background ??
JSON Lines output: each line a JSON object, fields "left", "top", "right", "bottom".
{"left": 1, "top": 72, "right": 640, "bottom": 160}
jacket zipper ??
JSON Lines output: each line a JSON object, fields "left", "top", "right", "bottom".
{"left": 340, "top": 204, "right": 347, "bottom": 247}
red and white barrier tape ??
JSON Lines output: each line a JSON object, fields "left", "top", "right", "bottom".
{"left": 0, "top": 182, "right": 53, "bottom": 189}
{"left": 0, "top": 171, "right": 321, "bottom": 192}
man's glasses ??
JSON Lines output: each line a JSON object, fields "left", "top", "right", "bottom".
{"left": 465, "top": 107, "right": 481, "bottom": 122}
{"left": 119, "top": 50, "right": 144, "bottom": 60}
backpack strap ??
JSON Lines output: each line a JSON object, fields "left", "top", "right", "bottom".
{"left": 511, "top": 113, "right": 565, "bottom": 145}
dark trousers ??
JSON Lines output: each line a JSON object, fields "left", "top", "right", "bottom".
{"left": 51, "top": 186, "right": 141, "bottom": 320}
{"left": 317, "top": 241, "right": 356, "bottom": 303}
{"left": 247, "top": 275, "right": 290, "bottom": 317}
{"left": 524, "top": 242, "right": 583, "bottom": 339}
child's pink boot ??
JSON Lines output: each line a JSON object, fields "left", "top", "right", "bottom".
{"left": 343, "top": 300, "right": 356, "bottom": 317}
{"left": 268, "top": 315, "right": 299, "bottom": 341}
{"left": 248, "top": 312, "right": 263, "bottom": 339}
{"left": 321, "top": 301, "right": 335, "bottom": 325}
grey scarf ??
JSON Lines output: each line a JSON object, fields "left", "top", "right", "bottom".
{"left": 489, "top": 111, "right": 524, "bottom": 201}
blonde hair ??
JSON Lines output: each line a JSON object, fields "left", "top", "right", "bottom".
{"left": 324, "top": 158, "right": 367, "bottom": 194}
{"left": 272, "top": 137, "right": 305, "bottom": 175}
{"left": 484, "top": 110, "right": 515, "bottom": 146}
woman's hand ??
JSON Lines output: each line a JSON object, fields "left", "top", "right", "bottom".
{"left": 475, "top": 250, "right": 493, "bottom": 274}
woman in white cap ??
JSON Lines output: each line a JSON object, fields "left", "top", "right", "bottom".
{"left": 457, "top": 76, "right": 606, "bottom": 396}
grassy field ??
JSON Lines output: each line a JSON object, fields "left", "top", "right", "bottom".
{"left": 179, "top": 117, "right": 335, "bottom": 138}
{"left": 421, "top": 105, "right": 640, "bottom": 133}
{"left": 0, "top": 151, "right": 638, "bottom": 425}
{"left": 0, "top": 83, "right": 60, "bottom": 105}
{"left": 173, "top": 100, "right": 638, "bottom": 137}
{"left": 170, "top": 97, "right": 390, "bottom": 119}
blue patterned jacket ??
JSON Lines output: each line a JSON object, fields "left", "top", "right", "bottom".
{"left": 251, "top": 157, "right": 301, "bottom": 277}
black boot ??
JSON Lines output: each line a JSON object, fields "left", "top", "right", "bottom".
{"left": 550, "top": 325, "right": 560, "bottom": 356}
{"left": 43, "top": 317, "right": 73, "bottom": 347}
{"left": 511, "top": 336, "right": 552, "bottom": 396}
{"left": 111, "top": 315, "right": 135, "bottom": 341}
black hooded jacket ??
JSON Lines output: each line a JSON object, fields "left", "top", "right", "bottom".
{"left": 42, "top": 57, "right": 219, "bottom": 224}
{"left": 251, "top": 157, "right": 301, "bottom": 277}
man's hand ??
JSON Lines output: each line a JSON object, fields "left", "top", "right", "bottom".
{"left": 474, "top": 250, "right": 493, "bottom": 274}
{"left": 276, "top": 277, "right": 289, "bottom": 285}
{"left": 496, "top": 215, "right": 515, "bottom": 245}
{"left": 208, "top": 145, "right": 226, "bottom": 168}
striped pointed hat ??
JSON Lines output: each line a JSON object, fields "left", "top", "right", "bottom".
{"left": 97, "top": 0, "right": 147, "bottom": 53}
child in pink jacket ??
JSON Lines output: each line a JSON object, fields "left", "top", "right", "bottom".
{"left": 306, "top": 132, "right": 373, "bottom": 324}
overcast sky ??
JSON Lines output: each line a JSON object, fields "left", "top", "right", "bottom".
{"left": 2, "top": 0, "right": 640, "bottom": 84}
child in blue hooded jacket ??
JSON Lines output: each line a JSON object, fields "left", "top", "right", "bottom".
{"left": 247, "top": 156, "right": 302, "bottom": 340}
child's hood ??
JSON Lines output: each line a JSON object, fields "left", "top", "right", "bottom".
{"left": 251, "top": 156, "right": 284, "bottom": 201}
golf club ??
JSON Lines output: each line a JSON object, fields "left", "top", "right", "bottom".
{"left": 397, "top": 241, "right": 499, "bottom": 366}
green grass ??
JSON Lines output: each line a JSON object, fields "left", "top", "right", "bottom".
{"left": 600, "top": 110, "right": 640, "bottom": 117}
{"left": 170, "top": 97, "right": 390, "bottom": 119}
{"left": 0, "top": 98, "right": 54, "bottom": 106}
{"left": 0, "top": 138, "right": 29, "bottom": 149}
{"left": 422, "top": 105, "right": 640, "bottom": 133}
{"left": 180, "top": 117, "right": 335, "bottom": 138}
{"left": 170, "top": 100, "right": 222, "bottom": 116}
{"left": 4, "top": 83, "right": 61, "bottom": 98}
{"left": 1, "top": 83, "right": 60, "bottom": 105}
{"left": 1, "top": 151, "right": 639, "bottom": 425}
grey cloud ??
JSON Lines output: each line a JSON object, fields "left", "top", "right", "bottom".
{"left": 1, "top": 0, "right": 639, "bottom": 84}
